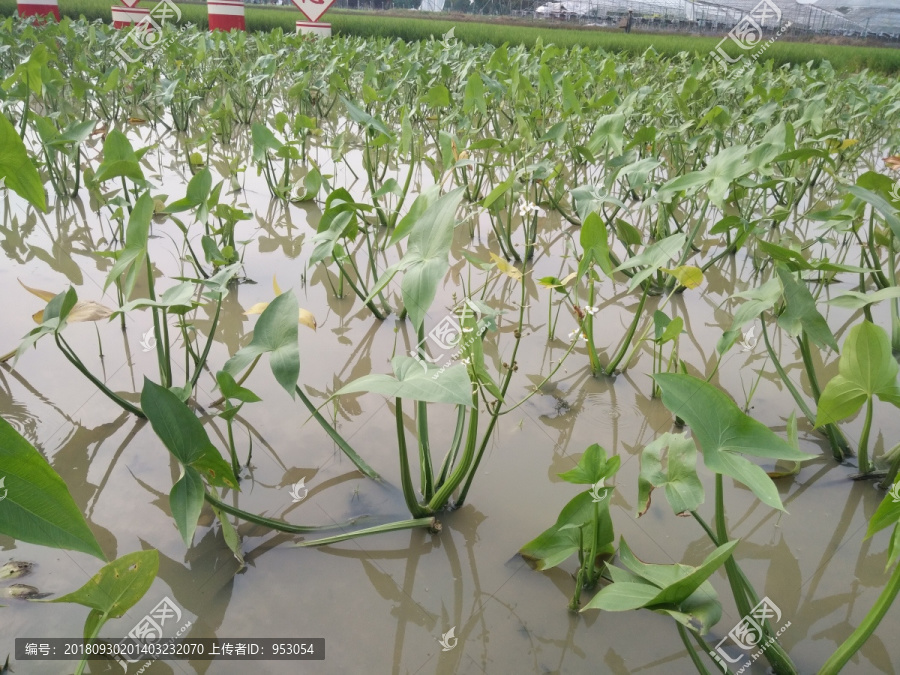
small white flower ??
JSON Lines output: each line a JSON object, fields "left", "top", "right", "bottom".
{"left": 584, "top": 306, "right": 599, "bottom": 316}
{"left": 518, "top": 197, "right": 540, "bottom": 216}
{"left": 569, "top": 329, "right": 587, "bottom": 342}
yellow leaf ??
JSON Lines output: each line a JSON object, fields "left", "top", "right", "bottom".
{"left": 489, "top": 253, "right": 523, "bottom": 281}
{"left": 33, "top": 301, "right": 114, "bottom": 324}
{"left": 273, "top": 276, "right": 282, "bottom": 296}
{"left": 244, "top": 301, "right": 316, "bottom": 330}
{"left": 298, "top": 308, "right": 317, "bottom": 331}
{"left": 661, "top": 266, "right": 704, "bottom": 290}
{"left": 128, "top": 117, "right": 147, "bottom": 125}
{"left": 19, "top": 280, "right": 56, "bottom": 303}
{"left": 67, "top": 302, "right": 114, "bottom": 323}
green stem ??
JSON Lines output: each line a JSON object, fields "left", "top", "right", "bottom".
{"left": 189, "top": 294, "right": 222, "bottom": 389}
{"left": 295, "top": 385, "right": 380, "bottom": 481}
{"left": 55, "top": 334, "right": 145, "bottom": 418}
{"left": 606, "top": 285, "right": 650, "bottom": 373}
{"left": 715, "top": 475, "right": 797, "bottom": 675}
{"left": 428, "top": 392, "right": 479, "bottom": 511}
{"left": 818, "top": 561, "right": 900, "bottom": 675}
{"left": 858, "top": 397, "right": 874, "bottom": 475}
{"left": 416, "top": 325, "right": 434, "bottom": 500}
{"left": 395, "top": 398, "right": 431, "bottom": 517}
{"left": 295, "top": 517, "right": 437, "bottom": 547}
{"left": 203, "top": 491, "right": 365, "bottom": 533}
{"left": 761, "top": 321, "right": 847, "bottom": 461}
{"left": 677, "top": 624, "right": 714, "bottom": 675}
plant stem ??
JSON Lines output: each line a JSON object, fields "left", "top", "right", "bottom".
{"left": 858, "top": 397, "right": 874, "bottom": 475}
{"left": 395, "top": 398, "right": 431, "bottom": 517}
{"left": 203, "top": 491, "right": 365, "bottom": 533}
{"left": 677, "top": 624, "right": 714, "bottom": 675}
{"left": 761, "top": 321, "right": 848, "bottom": 461}
{"left": 55, "top": 334, "right": 145, "bottom": 418}
{"left": 295, "top": 385, "right": 380, "bottom": 480}
{"left": 714, "top": 475, "right": 797, "bottom": 675}
{"left": 818, "top": 561, "right": 900, "bottom": 675}
{"left": 295, "top": 517, "right": 437, "bottom": 547}
{"left": 416, "top": 325, "right": 434, "bottom": 500}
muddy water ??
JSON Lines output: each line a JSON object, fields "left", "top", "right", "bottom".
{"left": 1, "top": 131, "right": 899, "bottom": 675}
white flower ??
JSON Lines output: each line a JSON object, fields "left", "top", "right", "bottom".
{"left": 584, "top": 306, "right": 599, "bottom": 316}
{"left": 518, "top": 197, "right": 540, "bottom": 216}
{"left": 569, "top": 329, "right": 586, "bottom": 342}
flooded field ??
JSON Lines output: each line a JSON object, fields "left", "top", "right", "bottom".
{"left": 2, "top": 19, "right": 900, "bottom": 675}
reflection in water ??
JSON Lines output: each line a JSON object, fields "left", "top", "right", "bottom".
{"left": 1, "top": 133, "right": 899, "bottom": 675}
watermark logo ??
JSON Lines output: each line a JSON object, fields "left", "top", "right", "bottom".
{"left": 438, "top": 626, "right": 458, "bottom": 652}
{"left": 709, "top": 596, "right": 791, "bottom": 673}
{"left": 889, "top": 481, "right": 900, "bottom": 503}
{"left": 139, "top": 328, "right": 157, "bottom": 353}
{"left": 115, "top": 596, "right": 192, "bottom": 673}
{"left": 0, "top": 476, "right": 7, "bottom": 502}
{"left": 739, "top": 326, "right": 757, "bottom": 353}
{"left": 589, "top": 481, "right": 609, "bottom": 503}
{"left": 890, "top": 180, "right": 900, "bottom": 202}
{"left": 410, "top": 299, "right": 491, "bottom": 379}
{"left": 289, "top": 478, "right": 308, "bottom": 503}
{"left": 711, "top": 0, "right": 793, "bottom": 73}
{"left": 114, "top": 0, "right": 181, "bottom": 70}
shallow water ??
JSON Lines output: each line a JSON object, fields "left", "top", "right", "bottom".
{"left": 1, "top": 126, "right": 899, "bottom": 675}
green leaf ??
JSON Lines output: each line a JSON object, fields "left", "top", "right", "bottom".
{"left": 140, "top": 379, "right": 238, "bottom": 490}
{"left": 816, "top": 321, "right": 900, "bottom": 427}
{"left": 637, "top": 432, "right": 704, "bottom": 517}
{"left": 422, "top": 84, "right": 450, "bottom": 108}
{"left": 584, "top": 538, "right": 736, "bottom": 613}
{"left": 520, "top": 491, "right": 614, "bottom": 571}
{"left": 141, "top": 378, "right": 212, "bottom": 465}
{"left": 615, "top": 234, "right": 686, "bottom": 291}
{"left": 578, "top": 211, "right": 613, "bottom": 278}
{"left": 827, "top": 287, "right": 900, "bottom": 310}
{"left": 0, "top": 112, "right": 46, "bottom": 212}
{"left": 775, "top": 266, "right": 837, "bottom": 351}
{"left": 654, "top": 373, "right": 815, "bottom": 511}
{"left": 0, "top": 416, "right": 105, "bottom": 561}
{"left": 51, "top": 550, "right": 158, "bottom": 618}
{"left": 167, "top": 167, "right": 211, "bottom": 213}
{"left": 103, "top": 192, "right": 153, "bottom": 300}
{"left": 335, "top": 356, "right": 473, "bottom": 407}
{"left": 250, "top": 123, "right": 283, "bottom": 163}
{"left": 170, "top": 467, "right": 204, "bottom": 547}
{"left": 215, "top": 371, "right": 261, "bottom": 403}
{"left": 558, "top": 443, "right": 620, "bottom": 485}
{"left": 368, "top": 188, "right": 465, "bottom": 331}
{"left": 847, "top": 183, "right": 900, "bottom": 242}
{"left": 94, "top": 130, "right": 144, "bottom": 184}
{"left": 729, "top": 277, "right": 784, "bottom": 330}
{"left": 224, "top": 291, "right": 301, "bottom": 398}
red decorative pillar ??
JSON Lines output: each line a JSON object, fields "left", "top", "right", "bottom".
{"left": 208, "top": 0, "right": 245, "bottom": 31}
{"left": 16, "top": 0, "right": 60, "bottom": 21}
